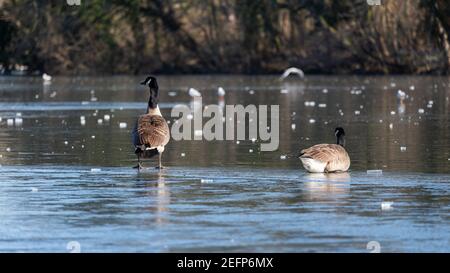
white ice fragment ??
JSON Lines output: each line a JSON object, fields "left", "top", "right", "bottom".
{"left": 7, "top": 119, "right": 14, "bottom": 126}
{"left": 249, "top": 149, "right": 253, "bottom": 153}
{"left": 80, "top": 119, "right": 86, "bottom": 126}
{"left": 31, "top": 187, "right": 38, "bottom": 192}
{"left": 180, "top": 153, "right": 186, "bottom": 157}
{"left": 280, "top": 89, "right": 289, "bottom": 94}
{"left": 16, "top": 113, "right": 22, "bottom": 117}
{"left": 390, "top": 111, "right": 396, "bottom": 115}
{"left": 90, "top": 168, "right": 101, "bottom": 172}
{"left": 249, "top": 90, "right": 255, "bottom": 95}
{"left": 6, "top": 147, "right": 11, "bottom": 152}
{"left": 64, "top": 141, "right": 68, "bottom": 145}
{"left": 91, "top": 135, "right": 96, "bottom": 139}
{"left": 236, "top": 141, "right": 240, "bottom": 144}
{"left": 318, "top": 103, "right": 327, "bottom": 108}
{"left": 104, "top": 114, "right": 110, "bottom": 121}
{"left": 90, "top": 97, "right": 98, "bottom": 102}
{"left": 119, "top": 122, "right": 127, "bottom": 129}
{"left": 168, "top": 91, "right": 177, "bottom": 97}
{"left": 418, "top": 108, "right": 425, "bottom": 114}
{"left": 389, "top": 123, "right": 393, "bottom": 129}
{"left": 381, "top": 201, "right": 394, "bottom": 210}
{"left": 280, "top": 155, "right": 287, "bottom": 160}
{"left": 251, "top": 138, "right": 256, "bottom": 143}
{"left": 201, "top": 179, "right": 213, "bottom": 183}
{"left": 304, "top": 101, "right": 316, "bottom": 107}
{"left": 187, "top": 114, "right": 193, "bottom": 120}
{"left": 322, "top": 88, "right": 328, "bottom": 94}
{"left": 309, "top": 119, "right": 316, "bottom": 124}
{"left": 97, "top": 119, "right": 103, "bottom": 125}
{"left": 291, "top": 124, "right": 296, "bottom": 130}
{"left": 400, "top": 146, "right": 407, "bottom": 152}
{"left": 354, "top": 110, "right": 360, "bottom": 115}
{"left": 409, "top": 85, "right": 415, "bottom": 90}
{"left": 367, "top": 169, "right": 383, "bottom": 175}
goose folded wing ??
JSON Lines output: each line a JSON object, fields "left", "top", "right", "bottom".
{"left": 137, "top": 115, "right": 170, "bottom": 148}
{"left": 300, "top": 144, "right": 343, "bottom": 163}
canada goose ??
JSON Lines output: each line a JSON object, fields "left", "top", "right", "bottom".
{"left": 280, "top": 67, "right": 305, "bottom": 80}
{"left": 299, "top": 127, "right": 350, "bottom": 173}
{"left": 132, "top": 76, "right": 170, "bottom": 169}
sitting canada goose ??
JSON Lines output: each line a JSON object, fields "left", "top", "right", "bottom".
{"left": 132, "top": 76, "right": 170, "bottom": 169}
{"left": 298, "top": 127, "right": 350, "bottom": 173}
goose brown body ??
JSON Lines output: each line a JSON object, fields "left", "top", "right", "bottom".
{"left": 135, "top": 114, "right": 170, "bottom": 153}
{"left": 300, "top": 144, "right": 350, "bottom": 173}
{"left": 299, "top": 127, "right": 351, "bottom": 173}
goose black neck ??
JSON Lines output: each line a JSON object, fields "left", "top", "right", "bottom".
{"left": 148, "top": 87, "right": 159, "bottom": 109}
{"left": 337, "top": 135, "right": 345, "bottom": 147}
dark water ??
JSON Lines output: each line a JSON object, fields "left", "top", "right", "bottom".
{"left": 0, "top": 75, "right": 449, "bottom": 252}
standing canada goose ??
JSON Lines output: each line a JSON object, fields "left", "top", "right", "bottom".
{"left": 132, "top": 76, "right": 170, "bottom": 169}
{"left": 299, "top": 127, "right": 350, "bottom": 173}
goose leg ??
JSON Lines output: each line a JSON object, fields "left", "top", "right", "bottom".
{"left": 155, "top": 152, "right": 164, "bottom": 169}
{"left": 133, "top": 154, "right": 143, "bottom": 169}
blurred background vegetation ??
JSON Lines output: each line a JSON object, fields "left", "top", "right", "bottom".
{"left": 1, "top": 0, "right": 450, "bottom": 75}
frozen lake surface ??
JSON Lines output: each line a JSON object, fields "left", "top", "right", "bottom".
{"left": 0, "top": 75, "right": 449, "bottom": 252}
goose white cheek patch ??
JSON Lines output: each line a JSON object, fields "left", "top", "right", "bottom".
{"left": 170, "top": 97, "right": 279, "bottom": 152}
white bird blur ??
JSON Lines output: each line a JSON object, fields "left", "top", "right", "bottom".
{"left": 42, "top": 73, "right": 52, "bottom": 82}
{"left": 218, "top": 86, "right": 226, "bottom": 96}
{"left": 280, "top": 67, "right": 305, "bottom": 80}
{"left": 397, "top": 90, "right": 406, "bottom": 100}
{"left": 188, "top": 87, "right": 201, "bottom": 97}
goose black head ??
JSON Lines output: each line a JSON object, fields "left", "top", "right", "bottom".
{"left": 140, "top": 76, "right": 158, "bottom": 91}
{"left": 335, "top": 127, "right": 346, "bottom": 147}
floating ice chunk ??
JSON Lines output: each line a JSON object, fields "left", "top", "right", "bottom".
{"left": 304, "top": 101, "right": 316, "bottom": 107}
{"left": 6, "top": 147, "right": 11, "bottom": 152}
{"left": 381, "top": 201, "right": 394, "bottom": 210}
{"left": 80, "top": 119, "right": 86, "bottom": 126}
{"left": 291, "top": 124, "right": 296, "bottom": 130}
{"left": 97, "top": 119, "right": 103, "bottom": 125}
{"left": 0, "top": 117, "right": 2, "bottom": 122}
{"left": 91, "top": 135, "right": 96, "bottom": 139}
{"left": 201, "top": 179, "right": 213, "bottom": 183}
{"left": 90, "top": 168, "right": 101, "bottom": 172}
{"left": 64, "top": 141, "right": 68, "bottom": 145}
{"left": 81, "top": 101, "right": 90, "bottom": 105}
{"left": 409, "top": 85, "right": 415, "bottom": 91}
{"left": 187, "top": 114, "right": 193, "bottom": 120}
{"left": 31, "top": 187, "right": 38, "bottom": 192}
{"left": 236, "top": 141, "right": 240, "bottom": 144}
{"left": 318, "top": 103, "right": 327, "bottom": 108}
{"left": 418, "top": 108, "right": 425, "bottom": 114}
{"left": 389, "top": 123, "right": 393, "bottom": 129}
{"left": 400, "top": 146, "right": 407, "bottom": 152}
{"left": 7, "top": 119, "right": 14, "bottom": 126}
{"left": 16, "top": 113, "right": 22, "bottom": 117}
{"left": 50, "top": 91, "right": 57, "bottom": 98}
{"left": 180, "top": 153, "right": 186, "bottom": 157}
{"left": 280, "top": 155, "right": 287, "bottom": 160}
{"left": 322, "top": 88, "right": 328, "bottom": 94}
{"left": 119, "top": 122, "right": 127, "bottom": 129}
{"left": 42, "top": 73, "right": 52, "bottom": 81}
{"left": 390, "top": 82, "right": 396, "bottom": 88}
{"left": 90, "top": 97, "right": 98, "bottom": 102}
{"left": 251, "top": 138, "right": 256, "bottom": 143}
{"left": 390, "top": 111, "right": 396, "bottom": 115}
{"left": 168, "top": 91, "right": 177, "bottom": 97}
{"left": 354, "top": 110, "right": 360, "bottom": 115}
{"left": 249, "top": 90, "right": 255, "bottom": 95}
{"left": 104, "top": 114, "right": 110, "bottom": 121}
{"left": 249, "top": 149, "right": 253, "bottom": 153}
{"left": 280, "top": 89, "right": 289, "bottom": 94}
{"left": 309, "top": 119, "right": 316, "bottom": 124}
{"left": 367, "top": 169, "right": 383, "bottom": 175}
